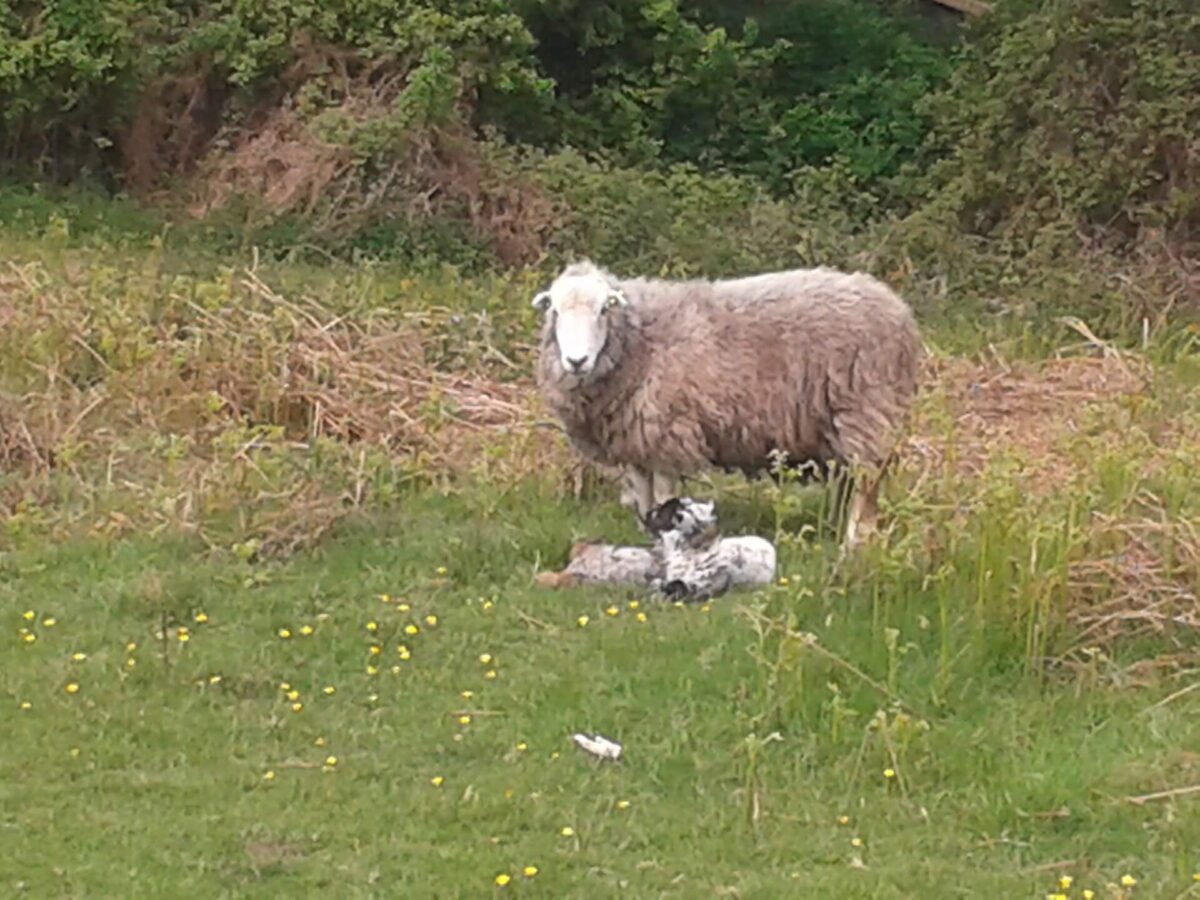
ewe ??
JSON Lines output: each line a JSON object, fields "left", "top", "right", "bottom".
{"left": 533, "top": 260, "right": 921, "bottom": 548}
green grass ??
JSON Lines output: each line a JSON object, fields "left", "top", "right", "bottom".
{"left": 2, "top": 199, "right": 1200, "bottom": 898}
{"left": 4, "top": 483, "right": 1200, "bottom": 899}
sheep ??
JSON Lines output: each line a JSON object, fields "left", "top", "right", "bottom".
{"left": 531, "top": 259, "right": 921, "bottom": 548}
{"left": 641, "top": 497, "right": 776, "bottom": 602}
{"left": 533, "top": 540, "right": 658, "bottom": 590}
{"left": 533, "top": 496, "right": 776, "bottom": 602}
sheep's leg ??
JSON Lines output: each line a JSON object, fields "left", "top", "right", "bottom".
{"left": 842, "top": 473, "right": 880, "bottom": 550}
{"left": 650, "top": 472, "right": 680, "bottom": 507}
{"left": 623, "top": 468, "right": 655, "bottom": 523}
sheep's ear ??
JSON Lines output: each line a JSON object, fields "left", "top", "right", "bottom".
{"left": 531, "top": 291, "right": 552, "bottom": 312}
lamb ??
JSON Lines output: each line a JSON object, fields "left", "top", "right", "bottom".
{"left": 531, "top": 259, "right": 922, "bottom": 548}
{"left": 533, "top": 496, "right": 776, "bottom": 602}
{"left": 642, "top": 497, "right": 776, "bottom": 602}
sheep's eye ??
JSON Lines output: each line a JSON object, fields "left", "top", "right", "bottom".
{"left": 603, "top": 295, "right": 619, "bottom": 311}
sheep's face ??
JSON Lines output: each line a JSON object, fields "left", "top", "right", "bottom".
{"left": 532, "top": 272, "right": 626, "bottom": 380}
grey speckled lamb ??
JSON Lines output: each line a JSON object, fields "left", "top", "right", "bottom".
{"left": 532, "top": 260, "right": 922, "bottom": 547}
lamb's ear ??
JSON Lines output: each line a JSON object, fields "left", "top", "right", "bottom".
{"left": 531, "top": 291, "right": 552, "bottom": 312}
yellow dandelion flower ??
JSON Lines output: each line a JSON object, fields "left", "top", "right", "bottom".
{"left": 1081, "top": 891, "right": 1095, "bottom": 900}
{"left": 280, "top": 682, "right": 291, "bottom": 691}
{"left": 69, "top": 747, "right": 80, "bottom": 758}
{"left": 431, "top": 775, "right": 444, "bottom": 787}
{"left": 286, "top": 690, "right": 300, "bottom": 701}
{"left": 605, "top": 605, "right": 619, "bottom": 617}
{"left": 485, "top": 669, "right": 497, "bottom": 680}
{"left": 1046, "top": 894, "right": 1067, "bottom": 900}
{"left": 701, "top": 604, "right": 712, "bottom": 613}
{"left": 292, "top": 702, "right": 303, "bottom": 713}
{"left": 636, "top": 611, "right": 648, "bottom": 623}
{"left": 576, "top": 615, "right": 590, "bottom": 627}
{"left": 22, "top": 610, "right": 34, "bottom": 621}
{"left": 366, "top": 621, "right": 378, "bottom": 633}
{"left": 325, "top": 755, "right": 338, "bottom": 767}
{"left": 209, "top": 675, "right": 221, "bottom": 685}
{"left": 369, "top": 645, "right": 382, "bottom": 656}
{"left": 405, "top": 624, "right": 419, "bottom": 636}
{"left": 424, "top": 615, "right": 438, "bottom": 626}
{"left": 516, "top": 742, "right": 528, "bottom": 751}
{"left": 837, "top": 815, "right": 850, "bottom": 825}
{"left": 314, "top": 736, "right": 326, "bottom": 747}
{"left": 883, "top": 768, "right": 896, "bottom": 779}
{"left": 380, "top": 593, "right": 392, "bottom": 604}
{"left": 194, "top": 612, "right": 209, "bottom": 624}
{"left": 263, "top": 770, "right": 276, "bottom": 781}
{"left": 299, "top": 624, "right": 314, "bottom": 636}
{"left": 278, "top": 628, "right": 292, "bottom": 639}
{"left": 65, "top": 683, "right": 80, "bottom": 694}
{"left": 778, "top": 577, "right": 789, "bottom": 586}
{"left": 391, "top": 665, "right": 401, "bottom": 675}
{"left": 550, "top": 751, "right": 560, "bottom": 760}
{"left": 1058, "top": 876, "right": 1072, "bottom": 890}
{"left": 368, "top": 693, "right": 378, "bottom": 702}
{"left": 482, "top": 600, "right": 494, "bottom": 611}
{"left": 436, "top": 566, "right": 448, "bottom": 576}
{"left": 494, "top": 873, "right": 510, "bottom": 887}
{"left": 523, "top": 866, "right": 538, "bottom": 878}
{"left": 461, "top": 690, "right": 475, "bottom": 700}
{"left": 42, "top": 617, "right": 57, "bottom": 627}
{"left": 1120, "top": 875, "right": 1137, "bottom": 887}
{"left": 458, "top": 715, "right": 471, "bottom": 726}
{"left": 323, "top": 685, "right": 336, "bottom": 695}
{"left": 178, "top": 631, "right": 190, "bottom": 643}
{"left": 560, "top": 826, "right": 575, "bottom": 837}
{"left": 367, "top": 665, "right": 378, "bottom": 676}
{"left": 71, "top": 652, "right": 87, "bottom": 661}
{"left": 126, "top": 642, "right": 137, "bottom": 652}
{"left": 628, "top": 600, "right": 640, "bottom": 610}
{"left": 1193, "top": 873, "right": 1200, "bottom": 883}
{"left": 850, "top": 837, "right": 863, "bottom": 848}
{"left": 617, "top": 800, "right": 631, "bottom": 810}
{"left": 19, "top": 701, "right": 31, "bottom": 711}
{"left": 397, "top": 603, "right": 411, "bottom": 613}
{"left": 125, "top": 658, "right": 136, "bottom": 669}
{"left": 22, "top": 633, "right": 36, "bottom": 644}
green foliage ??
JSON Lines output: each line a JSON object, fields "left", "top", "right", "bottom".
{"left": 914, "top": 0, "right": 1200, "bottom": 243}
{"left": 511, "top": 0, "right": 955, "bottom": 190}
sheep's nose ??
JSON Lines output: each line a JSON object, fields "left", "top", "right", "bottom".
{"left": 566, "top": 355, "right": 589, "bottom": 372}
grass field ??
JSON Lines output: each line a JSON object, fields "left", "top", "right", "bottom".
{"left": 3, "top": 214, "right": 1200, "bottom": 898}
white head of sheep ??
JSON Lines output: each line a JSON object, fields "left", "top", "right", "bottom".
{"left": 532, "top": 263, "right": 627, "bottom": 379}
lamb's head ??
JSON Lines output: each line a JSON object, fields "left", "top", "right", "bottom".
{"left": 643, "top": 497, "right": 719, "bottom": 548}
{"left": 532, "top": 260, "right": 627, "bottom": 382}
